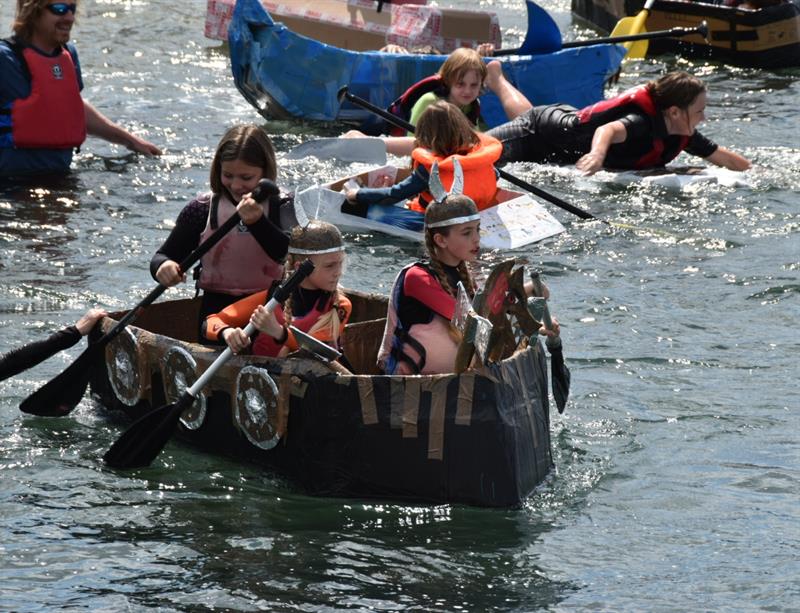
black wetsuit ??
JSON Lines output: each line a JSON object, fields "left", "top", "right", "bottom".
{"left": 487, "top": 103, "right": 718, "bottom": 169}
{"left": 0, "top": 326, "right": 81, "bottom": 382}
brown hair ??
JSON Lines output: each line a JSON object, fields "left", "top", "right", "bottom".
{"left": 423, "top": 195, "right": 479, "bottom": 299}
{"left": 209, "top": 125, "right": 277, "bottom": 196}
{"left": 647, "top": 71, "right": 706, "bottom": 111}
{"left": 437, "top": 47, "right": 487, "bottom": 90}
{"left": 14, "top": 0, "right": 68, "bottom": 42}
{"left": 415, "top": 101, "right": 480, "bottom": 157}
{"left": 283, "top": 221, "right": 345, "bottom": 329}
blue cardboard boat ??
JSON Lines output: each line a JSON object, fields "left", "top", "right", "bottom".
{"left": 229, "top": 0, "right": 626, "bottom": 131}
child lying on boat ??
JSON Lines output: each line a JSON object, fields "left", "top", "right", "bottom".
{"left": 342, "top": 101, "right": 501, "bottom": 221}
{"left": 376, "top": 182, "right": 559, "bottom": 376}
{"left": 202, "top": 221, "right": 351, "bottom": 359}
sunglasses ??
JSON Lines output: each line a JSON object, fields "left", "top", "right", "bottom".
{"left": 44, "top": 3, "right": 77, "bottom": 16}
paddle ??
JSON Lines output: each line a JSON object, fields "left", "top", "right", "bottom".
{"left": 19, "top": 179, "right": 280, "bottom": 418}
{"left": 610, "top": 0, "right": 657, "bottom": 59}
{"left": 103, "top": 259, "right": 315, "bottom": 469}
{"left": 336, "top": 86, "right": 600, "bottom": 223}
{"left": 286, "top": 137, "right": 387, "bottom": 164}
{"left": 529, "top": 272, "right": 570, "bottom": 414}
{"left": 494, "top": 23, "right": 708, "bottom": 56}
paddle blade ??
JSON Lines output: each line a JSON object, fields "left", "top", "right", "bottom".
{"left": 103, "top": 395, "right": 193, "bottom": 469}
{"left": 19, "top": 344, "right": 100, "bottom": 416}
{"left": 546, "top": 340, "right": 571, "bottom": 413}
{"left": 286, "top": 137, "right": 387, "bottom": 164}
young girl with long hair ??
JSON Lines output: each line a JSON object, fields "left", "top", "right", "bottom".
{"left": 203, "top": 221, "right": 351, "bottom": 358}
{"left": 150, "top": 124, "right": 291, "bottom": 337}
{"left": 344, "top": 101, "right": 502, "bottom": 217}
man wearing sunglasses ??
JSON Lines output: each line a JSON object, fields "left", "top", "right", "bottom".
{"left": 1, "top": 0, "right": 162, "bottom": 177}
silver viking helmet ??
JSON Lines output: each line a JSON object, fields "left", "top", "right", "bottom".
{"left": 428, "top": 158, "right": 464, "bottom": 204}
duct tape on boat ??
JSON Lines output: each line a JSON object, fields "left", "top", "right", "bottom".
{"left": 235, "top": 365, "right": 281, "bottom": 450}
{"left": 162, "top": 346, "right": 207, "bottom": 431}
{"left": 105, "top": 327, "right": 143, "bottom": 407}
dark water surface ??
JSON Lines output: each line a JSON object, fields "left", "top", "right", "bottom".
{"left": 1, "top": 1, "right": 798, "bottom": 611}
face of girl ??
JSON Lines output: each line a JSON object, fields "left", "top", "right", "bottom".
{"left": 434, "top": 221, "right": 481, "bottom": 266}
{"left": 447, "top": 70, "right": 483, "bottom": 107}
{"left": 666, "top": 92, "right": 707, "bottom": 136}
{"left": 220, "top": 159, "right": 264, "bottom": 202}
{"left": 302, "top": 251, "right": 345, "bottom": 292}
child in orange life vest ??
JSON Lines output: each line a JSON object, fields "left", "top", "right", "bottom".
{"left": 203, "top": 221, "right": 351, "bottom": 358}
{"left": 343, "top": 101, "right": 502, "bottom": 217}
{"left": 377, "top": 193, "right": 559, "bottom": 376}
{"left": 345, "top": 49, "right": 532, "bottom": 157}
{"left": 150, "top": 125, "right": 291, "bottom": 339}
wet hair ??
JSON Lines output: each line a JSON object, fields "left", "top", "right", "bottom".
{"left": 437, "top": 47, "right": 488, "bottom": 90}
{"left": 14, "top": 0, "right": 69, "bottom": 42}
{"left": 423, "top": 195, "right": 479, "bottom": 299}
{"left": 415, "top": 101, "right": 480, "bottom": 158}
{"left": 283, "top": 221, "right": 345, "bottom": 330}
{"left": 647, "top": 71, "right": 706, "bottom": 111}
{"left": 209, "top": 125, "right": 277, "bottom": 196}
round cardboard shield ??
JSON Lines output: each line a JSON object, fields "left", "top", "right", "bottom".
{"left": 234, "top": 365, "right": 281, "bottom": 450}
{"left": 162, "top": 346, "right": 207, "bottom": 430}
{"left": 105, "top": 327, "right": 142, "bottom": 406}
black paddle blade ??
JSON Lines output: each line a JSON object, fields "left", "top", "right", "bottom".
{"left": 547, "top": 343, "right": 571, "bottom": 414}
{"left": 19, "top": 344, "right": 100, "bottom": 416}
{"left": 103, "top": 394, "right": 193, "bottom": 469}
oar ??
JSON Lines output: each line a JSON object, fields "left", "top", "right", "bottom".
{"left": 610, "top": 0, "right": 656, "bottom": 59}
{"left": 529, "top": 272, "right": 570, "bottom": 414}
{"left": 19, "top": 179, "right": 280, "bottom": 418}
{"left": 103, "top": 259, "right": 315, "bottom": 469}
{"left": 286, "top": 136, "right": 387, "bottom": 164}
{"left": 336, "top": 86, "right": 600, "bottom": 223}
{"left": 494, "top": 22, "right": 708, "bottom": 56}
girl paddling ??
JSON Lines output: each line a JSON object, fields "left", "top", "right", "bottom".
{"left": 344, "top": 101, "right": 502, "bottom": 219}
{"left": 203, "top": 221, "right": 351, "bottom": 359}
{"left": 150, "top": 124, "right": 292, "bottom": 338}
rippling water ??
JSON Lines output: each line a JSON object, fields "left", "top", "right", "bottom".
{"left": 1, "top": 0, "right": 798, "bottom": 610}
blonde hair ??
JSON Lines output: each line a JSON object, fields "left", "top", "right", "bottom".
{"left": 423, "top": 195, "right": 479, "bottom": 300}
{"left": 14, "top": 0, "right": 69, "bottom": 42}
{"left": 414, "top": 101, "right": 480, "bottom": 158}
{"left": 209, "top": 125, "right": 277, "bottom": 196}
{"left": 437, "top": 47, "right": 487, "bottom": 90}
{"left": 283, "top": 222, "right": 345, "bottom": 338}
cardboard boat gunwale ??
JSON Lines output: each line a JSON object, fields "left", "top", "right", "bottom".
{"left": 90, "top": 289, "right": 554, "bottom": 507}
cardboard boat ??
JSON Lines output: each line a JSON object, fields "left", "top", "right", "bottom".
{"left": 571, "top": 0, "right": 800, "bottom": 68}
{"left": 90, "top": 285, "right": 555, "bottom": 507}
{"left": 206, "top": 0, "right": 501, "bottom": 53}
{"left": 229, "top": 0, "right": 626, "bottom": 130}
{"left": 294, "top": 165, "right": 566, "bottom": 250}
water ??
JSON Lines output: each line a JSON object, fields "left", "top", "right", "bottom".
{"left": 1, "top": 0, "right": 798, "bottom": 610}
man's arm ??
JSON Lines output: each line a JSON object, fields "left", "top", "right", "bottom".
{"left": 83, "top": 100, "right": 162, "bottom": 156}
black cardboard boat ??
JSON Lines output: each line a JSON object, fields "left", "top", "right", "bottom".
{"left": 572, "top": 0, "right": 800, "bottom": 68}
{"left": 89, "top": 287, "right": 554, "bottom": 507}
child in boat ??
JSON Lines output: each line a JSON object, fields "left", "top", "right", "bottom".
{"left": 203, "top": 221, "right": 351, "bottom": 358}
{"left": 344, "top": 101, "right": 502, "bottom": 215}
{"left": 150, "top": 125, "right": 292, "bottom": 338}
{"left": 345, "top": 47, "right": 532, "bottom": 156}
{"left": 377, "top": 194, "right": 559, "bottom": 376}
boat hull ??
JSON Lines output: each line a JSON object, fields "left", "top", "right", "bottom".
{"left": 229, "top": 0, "right": 626, "bottom": 131}
{"left": 90, "top": 295, "right": 554, "bottom": 507}
{"left": 571, "top": 0, "right": 800, "bottom": 68}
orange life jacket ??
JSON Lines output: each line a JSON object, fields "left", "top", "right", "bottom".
{"left": 407, "top": 133, "right": 502, "bottom": 212}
